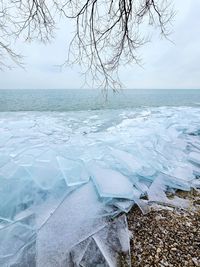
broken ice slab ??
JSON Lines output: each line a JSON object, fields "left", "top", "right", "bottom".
{"left": 36, "top": 182, "right": 112, "bottom": 267}
{"left": 70, "top": 215, "right": 131, "bottom": 267}
{"left": 25, "top": 161, "right": 62, "bottom": 190}
{"left": 0, "top": 221, "right": 35, "bottom": 260}
{"left": 159, "top": 172, "right": 191, "bottom": 191}
{"left": 0, "top": 217, "right": 13, "bottom": 230}
{"left": 163, "top": 164, "right": 195, "bottom": 182}
{"left": 8, "top": 145, "right": 46, "bottom": 163}
{"left": 66, "top": 238, "right": 91, "bottom": 267}
{"left": 109, "top": 147, "right": 155, "bottom": 178}
{"left": 57, "top": 156, "right": 90, "bottom": 186}
{"left": 0, "top": 130, "right": 12, "bottom": 147}
{"left": 92, "top": 214, "right": 131, "bottom": 267}
{"left": 135, "top": 180, "right": 150, "bottom": 194}
{"left": 189, "top": 140, "right": 200, "bottom": 151}
{"left": 35, "top": 148, "right": 59, "bottom": 163}
{"left": 0, "top": 154, "right": 10, "bottom": 168}
{"left": 13, "top": 154, "right": 35, "bottom": 167}
{"left": 112, "top": 199, "right": 134, "bottom": 213}
{"left": 188, "top": 151, "right": 200, "bottom": 165}
{"left": 147, "top": 174, "right": 190, "bottom": 209}
{"left": 8, "top": 239, "right": 36, "bottom": 267}
{"left": 131, "top": 197, "right": 150, "bottom": 214}
{"left": 0, "top": 167, "right": 37, "bottom": 220}
{"left": 0, "top": 160, "right": 18, "bottom": 179}
{"left": 33, "top": 180, "right": 77, "bottom": 229}
{"left": 14, "top": 210, "right": 36, "bottom": 228}
{"left": 89, "top": 162, "right": 135, "bottom": 199}
{"left": 78, "top": 238, "right": 110, "bottom": 267}
{"left": 109, "top": 147, "right": 143, "bottom": 172}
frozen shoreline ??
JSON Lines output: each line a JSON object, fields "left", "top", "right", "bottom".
{"left": 0, "top": 107, "right": 200, "bottom": 266}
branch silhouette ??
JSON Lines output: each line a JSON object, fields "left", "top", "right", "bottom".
{"left": 0, "top": 0, "right": 174, "bottom": 89}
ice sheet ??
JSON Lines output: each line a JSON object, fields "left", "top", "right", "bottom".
{"left": 0, "top": 107, "right": 200, "bottom": 266}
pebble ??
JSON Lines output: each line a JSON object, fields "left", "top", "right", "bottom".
{"left": 127, "top": 190, "right": 200, "bottom": 267}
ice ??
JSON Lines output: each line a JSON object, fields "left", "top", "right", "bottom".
{"left": 109, "top": 147, "right": 143, "bottom": 173}
{"left": 89, "top": 162, "right": 135, "bottom": 199}
{"left": 78, "top": 238, "right": 110, "bottom": 267}
{"left": 70, "top": 215, "right": 131, "bottom": 267}
{"left": 112, "top": 199, "right": 134, "bottom": 213}
{"left": 147, "top": 174, "right": 190, "bottom": 208}
{"left": 166, "top": 165, "right": 195, "bottom": 181}
{"left": 188, "top": 151, "right": 200, "bottom": 165}
{"left": 0, "top": 222, "right": 35, "bottom": 264}
{"left": 0, "top": 107, "right": 200, "bottom": 266}
{"left": 36, "top": 148, "right": 59, "bottom": 163}
{"left": 36, "top": 182, "right": 112, "bottom": 267}
{"left": 0, "top": 160, "right": 18, "bottom": 179}
{"left": 57, "top": 156, "right": 90, "bottom": 186}
{"left": 9, "top": 240, "right": 36, "bottom": 267}
{"left": 0, "top": 167, "right": 36, "bottom": 220}
{"left": 0, "top": 217, "right": 13, "bottom": 230}
{"left": 25, "top": 161, "right": 62, "bottom": 190}
{"left": 0, "top": 154, "right": 10, "bottom": 168}
{"left": 0, "top": 130, "right": 12, "bottom": 147}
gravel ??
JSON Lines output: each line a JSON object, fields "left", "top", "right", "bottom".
{"left": 127, "top": 190, "right": 200, "bottom": 267}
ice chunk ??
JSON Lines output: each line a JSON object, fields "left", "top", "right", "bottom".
{"left": 147, "top": 174, "right": 190, "bottom": 208}
{"left": 112, "top": 199, "right": 134, "bottom": 213}
{"left": 89, "top": 162, "right": 134, "bottom": 199}
{"left": 109, "top": 147, "right": 143, "bottom": 172}
{"left": 57, "top": 156, "right": 90, "bottom": 186}
{"left": 36, "top": 148, "right": 59, "bottom": 163}
{"left": 93, "top": 215, "right": 131, "bottom": 266}
{"left": 0, "top": 160, "right": 18, "bottom": 179}
{"left": 71, "top": 215, "right": 131, "bottom": 267}
{"left": 9, "top": 240, "right": 36, "bottom": 267}
{"left": 69, "top": 238, "right": 91, "bottom": 266}
{"left": 25, "top": 161, "right": 62, "bottom": 190}
{"left": 0, "top": 167, "right": 36, "bottom": 220}
{"left": 79, "top": 238, "right": 110, "bottom": 267}
{"left": 36, "top": 182, "right": 111, "bottom": 267}
{"left": 0, "top": 217, "right": 13, "bottom": 230}
{"left": 0, "top": 130, "right": 12, "bottom": 147}
{"left": 0, "top": 154, "right": 10, "bottom": 168}
{"left": 0, "top": 222, "right": 35, "bottom": 259}
{"left": 190, "top": 141, "right": 200, "bottom": 151}
{"left": 188, "top": 151, "right": 200, "bottom": 165}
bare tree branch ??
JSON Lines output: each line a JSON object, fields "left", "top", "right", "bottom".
{"left": 0, "top": 0, "right": 174, "bottom": 89}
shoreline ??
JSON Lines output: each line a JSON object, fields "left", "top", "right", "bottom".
{"left": 127, "top": 190, "right": 200, "bottom": 267}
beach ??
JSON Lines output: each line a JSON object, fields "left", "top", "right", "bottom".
{"left": 0, "top": 89, "right": 200, "bottom": 266}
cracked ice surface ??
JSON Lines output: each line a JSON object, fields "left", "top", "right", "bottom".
{"left": 0, "top": 107, "right": 200, "bottom": 266}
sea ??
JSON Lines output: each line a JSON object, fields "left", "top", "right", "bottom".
{"left": 0, "top": 89, "right": 200, "bottom": 111}
{"left": 0, "top": 89, "right": 200, "bottom": 266}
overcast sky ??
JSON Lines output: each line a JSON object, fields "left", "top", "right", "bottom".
{"left": 0, "top": 0, "right": 200, "bottom": 89}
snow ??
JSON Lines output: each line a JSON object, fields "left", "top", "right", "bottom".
{"left": 0, "top": 107, "right": 200, "bottom": 266}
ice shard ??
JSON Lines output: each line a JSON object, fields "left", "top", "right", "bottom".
{"left": 36, "top": 182, "right": 111, "bottom": 267}
{"left": 188, "top": 151, "right": 200, "bottom": 165}
{"left": 57, "top": 156, "right": 90, "bottom": 186}
{"left": 89, "top": 162, "right": 135, "bottom": 199}
{"left": 0, "top": 222, "right": 35, "bottom": 266}
{"left": 70, "top": 215, "right": 131, "bottom": 267}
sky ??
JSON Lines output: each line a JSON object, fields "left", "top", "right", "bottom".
{"left": 0, "top": 0, "right": 200, "bottom": 90}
